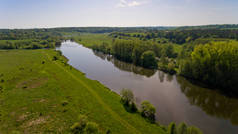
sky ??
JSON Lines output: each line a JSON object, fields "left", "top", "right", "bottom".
{"left": 0, "top": 0, "right": 238, "bottom": 28}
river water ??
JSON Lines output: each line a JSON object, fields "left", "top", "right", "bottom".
{"left": 57, "top": 41, "right": 238, "bottom": 134}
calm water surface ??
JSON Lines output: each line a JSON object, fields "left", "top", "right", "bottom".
{"left": 57, "top": 41, "right": 238, "bottom": 134}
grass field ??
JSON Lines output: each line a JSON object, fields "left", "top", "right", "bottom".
{"left": 77, "top": 33, "right": 113, "bottom": 48}
{"left": 0, "top": 49, "right": 166, "bottom": 134}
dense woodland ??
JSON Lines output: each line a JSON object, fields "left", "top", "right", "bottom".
{"left": 0, "top": 29, "right": 65, "bottom": 49}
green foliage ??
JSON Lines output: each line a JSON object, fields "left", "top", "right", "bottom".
{"left": 179, "top": 41, "right": 238, "bottom": 92}
{"left": 141, "top": 101, "right": 156, "bottom": 122}
{"left": 177, "top": 122, "right": 187, "bottom": 134}
{"left": 70, "top": 115, "right": 88, "bottom": 133}
{"left": 85, "top": 122, "right": 99, "bottom": 134}
{"left": 0, "top": 29, "right": 66, "bottom": 50}
{"left": 120, "top": 89, "right": 137, "bottom": 112}
{"left": 70, "top": 115, "right": 99, "bottom": 134}
{"left": 187, "top": 126, "right": 202, "bottom": 134}
{"left": 140, "top": 51, "right": 158, "bottom": 69}
{"left": 167, "top": 122, "right": 203, "bottom": 134}
{"left": 70, "top": 122, "right": 83, "bottom": 134}
{"left": 112, "top": 39, "right": 135, "bottom": 62}
{"left": 168, "top": 122, "right": 177, "bottom": 134}
{"left": 120, "top": 89, "right": 134, "bottom": 105}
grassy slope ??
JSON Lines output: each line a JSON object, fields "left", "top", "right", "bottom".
{"left": 0, "top": 49, "right": 166, "bottom": 134}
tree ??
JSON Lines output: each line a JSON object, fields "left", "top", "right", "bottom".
{"left": 140, "top": 51, "right": 158, "bottom": 69}
{"left": 141, "top": 101, "right": 156, "bottom": 122}
{"left": 120, "top": 89, "right": 134, "bottom": 106}
{"left": 180, "top": 41, "right": 238, "bottom": 92}
{"left": 177, "top": 122, "right": 187, "bottom": 134}
{"left": 120, "top": 89, "right": 137, "bottom": 112}
{"left": 187, "top": 126, "right": 202, "bottom": 134}
{"left": 168, "top": 122, "right": 177, "bottom": 134}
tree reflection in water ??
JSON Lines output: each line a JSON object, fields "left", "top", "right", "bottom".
{"left": 177, "top": 76, "right": 238, "bottom": 125}
{"left": 93, "top": 50, "right": 156, "bottom": 77}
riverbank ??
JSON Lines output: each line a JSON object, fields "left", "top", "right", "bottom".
{"left": 0, "top": 49, "right": 167, "bottom": 134}
{"left": 62, "top": 40, "right": 238, "bottom": 134}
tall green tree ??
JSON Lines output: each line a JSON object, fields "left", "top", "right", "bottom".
{"left": 140, "top": 51, "right": 158, "bottom": 69}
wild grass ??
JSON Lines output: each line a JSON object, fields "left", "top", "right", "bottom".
{"left": 0, "top": 49, "right": 166, "bottom": 134}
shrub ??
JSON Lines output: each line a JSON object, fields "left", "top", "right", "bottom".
{"left": 167, "top": 122, "right": 203, "bottom": 134}
{"left": 52, "top": 56, "right": 58, "bottom": 61}
{"left": 85, "top": 122, "right": 99, "bottom": 134}
{"left": 187, "top": 126, "right": 203, "bottom": 134}
{"left": 70, "top": 115, "right": 88, "bottom": 134}
{"left": 177, "top": 122, "right": 187, "bottom": 134}
{"left": 120, "top": 89, "right": 134, "bottom": 106}
{"left": 61, "top": 100, "right": 69, "bottom": 106}
{"left": 141, "top": 101, "right": 156, "bottom": 122}
{"left": 168, "top": 122, "right": 177, "bottom": 134}
{"left": 70, "top": 122, "right": 82, "bottom": 134}
{"left": 130, "top": 102, "right": 138, "bottom": 112}
{"left": 120, "top": 89, "right": 138, "bottom": 112}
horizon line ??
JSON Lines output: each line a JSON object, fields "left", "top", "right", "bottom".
{"left": 1, "top": 24, "right": 238, "bottom": 30}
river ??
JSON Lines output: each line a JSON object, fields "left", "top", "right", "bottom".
{"left": 57, "top": 41, "right": 238, "bottom": 134}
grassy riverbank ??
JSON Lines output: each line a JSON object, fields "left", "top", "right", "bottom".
{"left": 0, "top": 49, "right": 166, "bottom": 134}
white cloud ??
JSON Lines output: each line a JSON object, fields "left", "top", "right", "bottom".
{"left": 117, "top": 0, "right": 147, "bottom": 8}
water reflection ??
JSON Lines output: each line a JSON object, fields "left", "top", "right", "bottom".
{"left": 177, "top": 76, "right": 238, "bottom": 125}
{"left": 93, "top": 51, "right": 156, "bottom": 77}
{"left": 58, "top": 41, "right": 238, "bottom": 134}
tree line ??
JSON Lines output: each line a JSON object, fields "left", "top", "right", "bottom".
{"left": 0, "top": 29, "right": 66, "bottom": 49}
{"left": 179, "top": 41, "right": 238, "bottom": 93}
{"left": 91, "top": 39, "right": 177, "bottom": 70}
{"left": 88, "top": 36, "right": 238, "bottom": 93}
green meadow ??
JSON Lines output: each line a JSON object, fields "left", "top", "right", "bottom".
{"left": 0, "top": 49, "right": 166, "bottom": 134}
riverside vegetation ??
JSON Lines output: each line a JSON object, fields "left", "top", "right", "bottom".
{"left": 75, "top": 26, "right": 238, "bottom": 94}
{"left": 0, "top": 49, "right": 202, "bottom": 134}
{"left": 1, "top": 25, "right": 238, "bottom": 133}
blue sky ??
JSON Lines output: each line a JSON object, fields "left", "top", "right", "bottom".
{"left": 0, "top": 0, "right": 237, "bottom": 28}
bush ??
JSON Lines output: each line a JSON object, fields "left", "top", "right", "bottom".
{"left": 70, "top": 115, "right": 100, "bottom": 134}
{"left": 120, "top": 89, "right": 134, "bottom": 106}
{"left": 167, "top": 122, "right": 203, "bottom": 134}
{"left": 85, "top": 122, "right": 99, "bottom": 134}
{"left": 61, "top": 100, "right": 69, "bottom": 106}
{"left": 187, "top": 126, "right": 203, "bottom": 134}
{"left": 70, "top": 122, "right": 82, "bottom": 134}
{"left": 70, "top": 115, "right": 88, "bottom": 134}
{"left": 168, "top": 122, "right": 176, "bottom": 134}
{"left": 177, "top": 122, "right": 187, "bottom": 134}
{"left": 52, "top": 56, "right": 58, "bottom": 61}
{"left": 141, "top": 101, "right": 156, "bottom": 122}
{"left": 120, "top": 89, "right": 137, "bottom": 112}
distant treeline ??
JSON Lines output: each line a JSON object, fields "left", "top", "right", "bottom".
{"left": 0, "top": 29, "right": 66, "bottom": 49}
{"left": 110, "top": 29, "right": 238, "bottom": 44}
{"left": 1, "top": 24, "right": 237, "bottom": 34}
